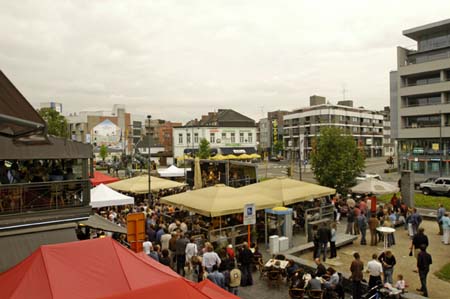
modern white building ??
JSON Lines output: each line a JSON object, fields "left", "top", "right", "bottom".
{"left": 283, "top": 96, "right": 384, "bottom": 161}
{"left": 172, "top": 109, "right": 257, "bottom": 158}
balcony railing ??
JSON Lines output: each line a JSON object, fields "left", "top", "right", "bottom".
{"left": 0, "top": 180, "right": 90, "bottom": 215}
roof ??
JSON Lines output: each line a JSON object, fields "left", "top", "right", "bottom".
{"left": 0, "top": 135, "right": 93, "bottom": 160}
{"left": 90, "top": 183, "right": 134, "bottom": 208}
{"left": 77, "top": 214, "right": 127, "bottom": 234}
{"left": 0, "top": 70, "right": 46, "bottom": 138}
{"left": 403, "top": 18, "right": 450, "bottom": 41}
{"left": 183, "top": 109, "right": 256, "bottom": 128}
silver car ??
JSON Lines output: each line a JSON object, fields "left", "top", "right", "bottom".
{"left": 420, "top": 177, "right": 450, "bottom": 196}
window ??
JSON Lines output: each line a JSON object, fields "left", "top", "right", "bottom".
{"left": 210, "top": 133, "right": 215, "bottom": 143}
{"left": 404, "top": 115, "right": 441, "bottom": 128}
{"left": 404, "top": 94, "right": 441, "bottom": 107}
{"left": 178, "top": 133, "right": 183, "bottom": 144}
{"left": 248, "top": 133, "right": 253, "bottom": 143}
{"left": 222, "top": 132, "right": 226, "bottom": 140}
{"left": 186, "top": 133, "right": 191, "bottom": 144}
{"left": 231, "top": 133, "right": 235, "bottom": 143}
{"left": 194, "top": 133, "right": 198, "bottom": 143}
{"left": 240, "top": 133, "right": 244, "bottom": 143}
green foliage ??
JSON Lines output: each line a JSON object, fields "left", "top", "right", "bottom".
{"left": 378, "top": 193, "right": 450, "bottom": 210}
{"left": 38, "top": 108, "right": 69, "bottom": 138}
{"left": 272, "top": 140, "right": 284, "bottom": 155}
{"left": 99, "top": 145, "right": 108, "bottom": 161}
{"left": 198, "top": 138, "right": 211, "bottom": 159}
{"left": 310, "top": 127, "right": 365, "bottom": 194}
{"left": 436, "top": 263, "right": 450, "bottom": 282}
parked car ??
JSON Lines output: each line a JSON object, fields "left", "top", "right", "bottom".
{"left": 414, "top": 177, "right": 437, "bottom": 190}
{"left": 269, "top": 156, "right": 281, "bottom": 162}
{"left": 419, "top": 177, "right": 450, "bottom": 195}
{"left": 356, "top": 173, "right": 382, "bottom": 182}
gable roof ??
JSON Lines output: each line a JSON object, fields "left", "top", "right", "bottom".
{"left": 0, "top": 70, "right": 46, "bottom": 138}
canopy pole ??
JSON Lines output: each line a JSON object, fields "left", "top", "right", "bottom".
{"left": 265, "top": 211, "right": 268, "bottom": 250}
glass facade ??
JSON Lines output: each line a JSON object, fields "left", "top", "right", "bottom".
{"left": 404, "top": 115, "right": 441, "bottom": 128}
{"left": 403, "top": 94, "right": 441, "bottom": 107}
{"left": 418, "top": 31, "right": 450, "bottom": 51}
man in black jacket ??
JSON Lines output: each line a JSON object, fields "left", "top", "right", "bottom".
{"left": 239, "top": 242, "right": 254, "bottom": 286}
{"left": 416, "top": 245, "right": 432, "bottom": 297}
{"left": 317, "top": 223, "right": 331, "bottom": 261}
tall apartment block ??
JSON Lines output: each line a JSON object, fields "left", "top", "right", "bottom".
{"left": 283, "top": 96, "right": 384, "bottom": 161}
{"left": 391, "top": 19, "right": 450, "bottom": 176}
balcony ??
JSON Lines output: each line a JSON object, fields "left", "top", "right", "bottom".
{"left": 0, "top": 180, "right": 90, "bottom": 216}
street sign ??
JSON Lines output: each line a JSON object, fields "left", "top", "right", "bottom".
{"left": 243, "top": 203, "right": 256, "bottom": 225}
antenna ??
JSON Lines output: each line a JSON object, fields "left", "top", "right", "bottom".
{"left": 342, "top": 84, "right": 347, "bottom": 100}
{"left": 258, "top": 105, "right": 264, "bottom": 118}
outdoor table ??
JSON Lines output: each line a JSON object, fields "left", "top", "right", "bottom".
{"left": 264, "top": 259, "right": 289, "bottom": 269}
{"left": 376, "top": 226, "right": 395, "bottom": 250}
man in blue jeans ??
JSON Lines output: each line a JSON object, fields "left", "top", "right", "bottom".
{"left": 378, "top": 250, "right": 396, "bottom": 284}
{"left": 317, "top": 223, "right": 331, "bottom": 261}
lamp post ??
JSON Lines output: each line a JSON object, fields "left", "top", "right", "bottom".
{"left": 147, "top": 115, "right": 152, "bottom": 205}
{"left": 439, "top": 110, "right": 443, "bottom": 177}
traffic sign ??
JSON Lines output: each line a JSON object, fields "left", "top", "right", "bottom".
{"left": 243, "top": 203, "right": 256, "bottom": 225}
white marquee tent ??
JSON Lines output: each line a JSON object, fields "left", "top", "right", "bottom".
{"left": 90, "top": 183, "right": 135, "bottom": 208}
{"left": 157, "top": 165, "right": 186, "bottom": 177}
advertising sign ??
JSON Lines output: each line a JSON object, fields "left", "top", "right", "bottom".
{"left": 243, "top": 203, "right": 256, "bottom": 225}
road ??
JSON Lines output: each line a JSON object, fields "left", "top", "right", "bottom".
{"left": 256, "top": 156, "right": 400, "bottom": 184}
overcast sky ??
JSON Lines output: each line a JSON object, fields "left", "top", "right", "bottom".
{"left": 2, "top": 1, "right": 450, "bottom": 123}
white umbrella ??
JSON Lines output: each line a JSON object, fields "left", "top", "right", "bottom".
{"left": 351, "top": 178, "right": 399, "bottom": 195}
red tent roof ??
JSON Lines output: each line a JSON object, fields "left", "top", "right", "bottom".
{"left": 0, "top": 238, "right": 237, "bottom": 299}
{"left": 90, "top": 171, "right": 120, "bottom": 187}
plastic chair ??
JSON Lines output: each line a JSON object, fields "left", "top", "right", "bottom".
{"left": 308, "top": 289, "right": 323, "bottom": 299}
{"left": 289, "top": 288, "right": 305, "bottom": 299}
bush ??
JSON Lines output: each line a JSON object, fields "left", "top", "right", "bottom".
{"left": 378, "top": 193, "right": 450, "bottom": 210}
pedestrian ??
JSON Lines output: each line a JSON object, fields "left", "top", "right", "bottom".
{"left": 378, "top": 250, "right": 396, "bottom": 284}
{"left": 437, "top": 204, "right": 446, "bottom": 236}
{"left": 346, "top": 206, "right": 355, "bottom": 235}
{"left": 368, "top": 214, "right": 379, "bottom": 246}
{"left": 143, "top": 236, "right": 152, "bottom": 256}
{"left": 238, "top": 242, "right": 254, "bottom": 286}
{"left": 410, "top": 208, "right": 422, "bottom": 236}
{"left": 350, "top": 252, "right": 364, "bottom": 299}
{"left": 228, "top": 262, "right": 242, "bottom": 295}
{"left": 416, "top": 245, "right": 432, "bottom": 297}
{"left": 366, "top": 253, "right": 383, "bottom": 289}
{"left": 354, "top": 205, "right": 361, "bottom": 235}
{"left": 175, "top": 232, "right": 189, "bottom": 276}
{"left": 159, "top": 249, "right": 171, "bottom": 267}
{"left": 312, "top": 224, "right": 319, "bottom": 259}
{"left": 357, "top": 212, "right": 368, "bottom": 245}
{"left": 314, "top": 258, "right": 327, "bottom": 278}
{"left": 411, "top": 227, "right": 428, "bottom": 258}
{"left": 330, "top": 223, "right": 337, "bottom": 259}
{"left": 202, "top": 242, "right": 221, "bottom": 273}
{"left": 317, "top": 223, "right": 331, "bottom": 261}
{"left": 185, "top": 236, "right": 198, "bottom": 273}
{"left": 207, "top": 264, "right": 225, "bottom": 289}
{"left": 441, "top": 212, "right": 450, "bottom": 245}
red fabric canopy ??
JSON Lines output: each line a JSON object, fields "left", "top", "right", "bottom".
{"left": 0, "top": 238, "right": 238, "bottom": 299}
{"left": 90, "top": 171, "right": 120, "bottom": 186}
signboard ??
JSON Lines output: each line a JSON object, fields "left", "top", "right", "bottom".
{"left": 366, "top": 138, "right": 372, "bottom": 145}
{"left": 243, "top": 203, "right": 256, "bottom": 225}
{"left": 413, "top": 147, "right": 424, "bottom": 155}
{"left": 432, "top": 143, "right": 440, "bottom": 151}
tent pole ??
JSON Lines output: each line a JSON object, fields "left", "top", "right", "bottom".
{"left": 265, "top": 211, "right": 268, "bottom": 250}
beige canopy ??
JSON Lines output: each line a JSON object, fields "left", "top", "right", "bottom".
{"left": 160, "top": 184, "right": 281, "bottom": 217}
{"left": 239, "top": 177, "right": 336, "bottom": 206}
{"left": 107, "top": 175, "right": 186, "bottom": 194}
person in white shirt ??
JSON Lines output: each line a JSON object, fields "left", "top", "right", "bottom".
{"left": 202, "top": 242, "right": 221, "bottom": 273}
{"left": 142, "top": 236, "right": 152, "bottom": 255}
{"left": 185, "top": 237, "right": 198, "bottom": 273}
{"left": 160, "top": 230, "right": 172, "bottom": 251}
{"left": 366, "top": 253, "right": 383, "bottom": 289}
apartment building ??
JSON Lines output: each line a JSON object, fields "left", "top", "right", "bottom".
{"left": 391, "top": 19, "right": 450, "bottom": 176}
{"left": 283, "top": 96, "right": 384, "bottom": 161}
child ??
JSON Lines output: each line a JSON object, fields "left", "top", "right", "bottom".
{"left": 394, "top": 274, "right": 406, "bottom": 293}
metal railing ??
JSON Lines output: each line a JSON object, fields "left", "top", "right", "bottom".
{"left": 0, "top": 179, "right": 90, "bottom": 215}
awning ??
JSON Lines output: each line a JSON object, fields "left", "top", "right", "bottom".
{"left": 108, "top": 175, "right": 186, "bottom": 194}
{"left": 0, "top": 135, "right": 93, "bottom": 160}
{"left": 77, "top": 214, "right": 127, "bottom": 234}
{"left": 183, "top": 148, "right": 218, "bottom": 155}
{"left": 0, "top": 222, "right": 78, "bottom": 272}
{"left": 90, "top": 171, "right": 120, "bottom": 186}
{"left": 0, "top": 70, "right": 46, "bottom": 138}
{"left": 220, "top": 147, "right": 256, "bottom": 155}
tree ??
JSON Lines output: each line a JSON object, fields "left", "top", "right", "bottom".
{"left": 38, "top": 108, "right": 69, "bottom": 138}
{"left": 198, "top": 138, "right": 211, "bottom": 159}
{"left": 310, "top": 127, "right": 365, "bottom": 194}
{"left": 99, "top": 145, "right": 108, "bottom": 161}
{"left": 272, "top": 140, "right": 284, "bottom": 156}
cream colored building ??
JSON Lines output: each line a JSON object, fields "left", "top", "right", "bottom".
{"left": 391, "top": 19, "right": 450, "bottom": 176}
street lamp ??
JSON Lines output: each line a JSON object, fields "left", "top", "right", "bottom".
{"left": 147, "top": 115, "right": 152, "bottom": 205}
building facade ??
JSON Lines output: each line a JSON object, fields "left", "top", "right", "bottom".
{"left": 172, "top": 109, "right": 257, "bottom": 158}
{"left": 381, "top": 106, "right": 395, "bottom": 157}
{"left": 283, "top": 96, "right": 384, "bottom": 161}
{"left": 391, "top": 19, "right": 450, "bottom": 176}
